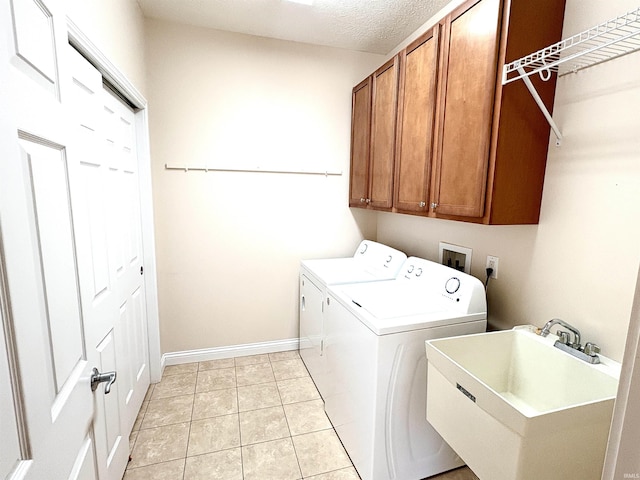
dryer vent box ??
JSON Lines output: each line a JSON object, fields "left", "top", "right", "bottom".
{"left": 439, "top": 242, "right": 472, "bottom": 274}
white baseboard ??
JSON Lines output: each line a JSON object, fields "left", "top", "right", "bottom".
{"left": 161, "top": 338, "right": 300, "bottom": 370}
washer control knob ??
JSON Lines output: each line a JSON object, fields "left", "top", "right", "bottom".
{"left": 415, "top": 267, "right": 423, "bottom": 277}
{"left": 445, "top": 277, "right": 461, "bottom": 294}
{"left": 359, "top": 243, "right": 368, "bottom": 254}
{"left": 386, "top": 255, "right": 392, "bottom": 263}
{"left": 407, "top": 265, "right": 415, "bottom": 273}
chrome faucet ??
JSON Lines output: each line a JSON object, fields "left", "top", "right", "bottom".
{"left": 540, "top": 318, "right": 581, "bottom": 348}
{"left": 538, "top": 318, "right": 601, "bottom": 364}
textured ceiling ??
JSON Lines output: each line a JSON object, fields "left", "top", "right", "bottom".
{"left": 137, "top": 0, "right": 453, "bottom": 54}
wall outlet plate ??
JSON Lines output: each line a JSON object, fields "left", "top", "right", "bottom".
{"left": 439, "top": 242, "right": 472, "bottom": 274}
{"left": 486, "top": 255, "right": 499, "bottom": 279}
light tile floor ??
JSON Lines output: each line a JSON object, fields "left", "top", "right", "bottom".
{"left": 125, "top": 351, "right": 356, "bottom": 480}
{"left": 430, "top": 467, "right": 479, "bottom": 480}
{"left": 125, "top": 350, "right": 478, "bottom": 480}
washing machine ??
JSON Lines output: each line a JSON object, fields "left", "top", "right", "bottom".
{"left": 299, "top": 240, "right": 406, "bottom": 398}
{"left": 324, "top": 257, "right": 487, "bottom": 480}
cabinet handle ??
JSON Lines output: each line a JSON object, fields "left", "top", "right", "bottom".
{"left": 360, "top": 197, "right": 366, "bottom": 203}
{"left": 366, "top": 198, "right": 371, "bottom": 204}
{"left": 431, "top": 202, "right": 438, "bottom": 210}
{"left": 419, "top": 201, "right": 426, "bottom": 208}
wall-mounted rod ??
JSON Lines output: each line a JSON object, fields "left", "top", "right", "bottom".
{"left": 164, "top": 163, "right": 342, "bottom": 176}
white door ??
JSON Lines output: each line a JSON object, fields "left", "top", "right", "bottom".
{"left": 0, "top": 1, "right": 150, "bottom": 479}
{"left": 100, "top": 84, "right": 150, "bottom": 436}
{"left": 66, "top": 46, "right": 151, "bottom": 480}
{"left": 0, "top": 0, "right": 100, "bottom": 478}
{"left": 66, "top": 47, "right": 130, "bottom": 480}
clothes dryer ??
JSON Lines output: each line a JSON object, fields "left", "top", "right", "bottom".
{"left": 324, "top": 257, "right": 487, "bottom": 480}
{"left": 299, "top": 240, "right": 406, "bottom": 398}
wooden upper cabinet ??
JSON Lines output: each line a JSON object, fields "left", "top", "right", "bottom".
{"left": 432, "top": 0, "right": 502, "bottom": 219}
{"left": 430, "top": 0, "right": 565, "bottom": 224}
{"left": 486, "top": 0, "right": 565, "bottom": 224}
{"left": 394, "top": 27, "right": 440, "bottom": 214}
{"left": 368, "top": 57, "right": 399, "bottom": 210}
{"left": 348, "top": 0, "right": 566, "bottom": 224}
{"left": 349, "top": 77, "right": 372, "bottom": 207}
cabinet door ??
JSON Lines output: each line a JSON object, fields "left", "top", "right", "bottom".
{"left": 394, "top": 27, "right": 440, "bottom": 214}
{"left": 349, "top": 77, "right": 371, "bottom": 207}
{"left": 368, "top": 57, "right": 399, "bottom": 210}
{"left": 432, "top": 0, "right": 502, "bottom": 218}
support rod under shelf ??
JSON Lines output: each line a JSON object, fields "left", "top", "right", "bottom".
{"left": 517, "top": 67, "right": 563, "bottom": 146}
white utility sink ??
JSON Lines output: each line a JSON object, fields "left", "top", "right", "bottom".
{"left": 425, "top": 326, "right": 620, "bottom": 480}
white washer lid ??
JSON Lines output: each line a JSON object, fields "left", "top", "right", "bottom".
{"left": 301, "top": 258, "right": 397, "bottom": 285}
{"left": 363, "top": 311, "right": 487, "bottom": 335}
{"left": 330, "top": 281, "right": 487, "bottom": 335}
{"left": 341, "top": 282, "right": 446, "bottom": 317}
{"left": 352, "top": 291, "right": 447, "bottom": 319}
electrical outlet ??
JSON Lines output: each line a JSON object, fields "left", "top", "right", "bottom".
{"left": 486, "top": 255, "right": 499, "bottom": 279}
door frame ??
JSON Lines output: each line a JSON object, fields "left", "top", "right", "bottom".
{"left": 67, "top": 18, "right": 162, "bottom": 384}
{"left": 602, "top": 264, "right": 640, "bottom": 479}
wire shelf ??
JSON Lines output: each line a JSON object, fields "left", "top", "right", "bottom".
{"left": 503, "top": 6, "right": 640, "bottom": 84}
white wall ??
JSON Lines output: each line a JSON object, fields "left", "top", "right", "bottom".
{"left": 66, "top": 0, "right": 147, "bottom": 95}
{"left": 145, "top": 19, "right": 381, "bottom": 354}
{"left": 377, "top": 0, "right": 640, "bottom": 362}
{"left": 141, "top": 1, "right": 640, "bottom": 362}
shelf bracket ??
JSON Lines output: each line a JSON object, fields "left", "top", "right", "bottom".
{"left": 516, "top": 67, "right": 562, "bottom": 147}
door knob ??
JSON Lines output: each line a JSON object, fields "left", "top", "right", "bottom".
{"left": 91, "top": 367, "right": 117, "bottom": 394}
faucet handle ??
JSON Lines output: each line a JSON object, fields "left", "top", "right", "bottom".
{"left": 583, "top": 342, "right": 601, "bottom": 356}
{"left": 557, "top": 330, "right": 571, "bottom": 345}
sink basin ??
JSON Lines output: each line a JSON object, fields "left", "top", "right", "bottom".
{"left": 425, "top": 326, "right": 620, "bottom": 480}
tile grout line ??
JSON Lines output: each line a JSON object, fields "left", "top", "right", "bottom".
{"left": 270, "top": 355, "right": 306, "bottom": 480}
{"left": 236, "top": 376, "right": 245, "bottom": 478}
{"left": 180, "top": 384, "right": 196, "bottom": 480}
{"left": 234, "top": 356, "right": 246, "bottom": 480}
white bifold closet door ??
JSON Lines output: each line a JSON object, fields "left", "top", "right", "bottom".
{"left": 67, "top": 46, "right": 151, "bottom": 480}
{"left": 0, "top": 0, "right": 149, "bottom": 479}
